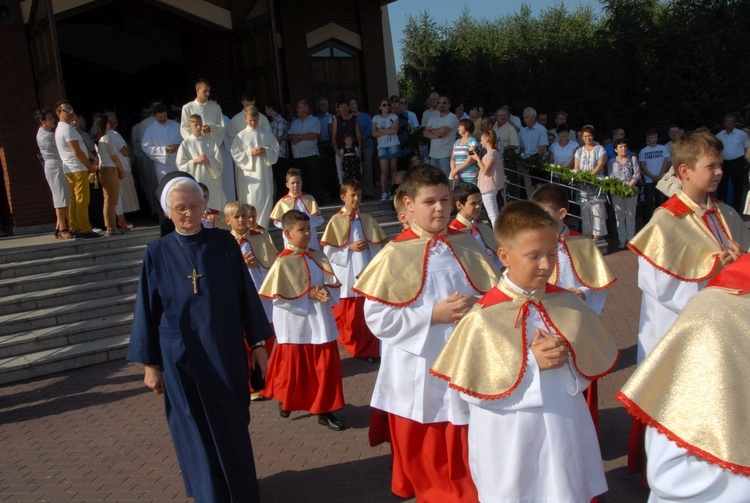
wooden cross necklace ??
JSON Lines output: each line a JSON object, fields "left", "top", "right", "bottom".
{"left": 174, "top": 232, "right": 206, "bottom": 295}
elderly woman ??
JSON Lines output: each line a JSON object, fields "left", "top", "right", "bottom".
{"left": 573, "top": 126, "right": 608, "bottom": 239}
{"left": 608, "top": 138, "right": 641, "bottom": 248}
{"left": 127, "top": 176, "right": 272, "bottom": 502}
{"left": 35, "top": 109, "right": 71, "bottom": 238}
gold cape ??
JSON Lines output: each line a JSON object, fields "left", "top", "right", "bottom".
{"left": 627, "top": 192, "right": 750, "bottom": 281}
{"left": 617, "top": 276, "right": 750, "bottom": 476}
{"left": 257, "top": 245, "right": 340, "bottom": 300}
{"left": 352, "top": 224, "right": 501, "bottom": 306}
{"left": 320, "top": 209, "right": 388, "bottom": 247}
{"left": 550, "top": 232, "right": 616, "bottom": 289}
{"left": 431, "top": 277, "right": 619, "bottom": 399}
{"left": 231, "top": 227, "right": 278, "bottom": 270}
{"left": 269, "top": 193, "right": 321, "bottom": 222}
{"left": 449, "top": 214, "right": 498, "bottom": 254}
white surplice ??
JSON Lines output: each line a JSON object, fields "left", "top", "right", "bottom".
{"left": 220, "top": 114, "right": 236, "bottom": 201}
{"left": 271, "top": 255, "right": 340, "bottom": 345}
{"left": 176, "top": 134, "right": 226, "bottom": 212}
{"left": 323, "top": 216, "right": 383, "bottom": 298}
{"left": 646, "top": 428, "right": 750, "bottom": 503}
{"left": 228, "top": 111, "right": 270, "bottom": 145}
{"left": 460, "top": 279, "right": 607, "bottom": 503}
{"left": 556, "top": 239, "right": 607, "bottom": 315}
{"left": 180, "top": 100, "right": 225, "bottom": 145}
{"left": 231, "top": 127, "right": 279, "bottom": 229}
{"left": 364, "top": 240, "right": 480, "bottom": 425}
{"left": 238, "top": 240, "right": 273, "bottom": 323}
{"left": 142, "top": 119, "right": 182, "bottom": 182}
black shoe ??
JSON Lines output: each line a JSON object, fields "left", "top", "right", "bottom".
{"left": 317, "top": 413, "right": 345, "bottom": 431}
{"left": 81, "top": 232, "right": 104, "bottom": 239}
{"left": 365, "top": 357, "right": 381, "bottom": 364}
{"left": 279, "top": 402, "right": 290, "bottom": 418}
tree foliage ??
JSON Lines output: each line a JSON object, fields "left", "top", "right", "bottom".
{"left": 397, "top": 0, "right": 750, "bottom": 143}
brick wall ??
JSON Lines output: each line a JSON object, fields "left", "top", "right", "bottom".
{"left": 0, "top": 0, "right": 56, "bottom": 233}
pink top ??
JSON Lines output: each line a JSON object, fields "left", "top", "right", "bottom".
{"left": 477, "top": 149, "right": 505, "bottom": 193}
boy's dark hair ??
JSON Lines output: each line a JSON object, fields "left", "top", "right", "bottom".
{"left": 281, "top": 209, "right": 310, "bottom": 229}
{"left": 343, "top": 132, "right": 355, "bottom": 141}
{"left": 400, "top": 165, "right": 449, "bottom": 200}
{"left": 452, "top": 182, "right": 481, "bottom": 205}
{"left": 286, "top": 168, "right": 302, "bottom": 181}
{"left": 197, "top": 182, "right": 209, "bottom": 192}
{"left": 495, "top": 200, "right": 558, "bottom": 247}
{"left": 530, "top": 183, "right": 569, "bottom": 212}
{"left": 645, "top": 128, "right": 658, "bottom": 137}
{"left": 556, "top": 124, "right": 570, "bottom": 134}
{"left": 672, "top": 131, "right": 723, "bottom": 178}
{"left": 152, "top": 103, "right": 167, "bottom": 115}
{"left": 340, "top": 179, "right": 363, "bottom": 195}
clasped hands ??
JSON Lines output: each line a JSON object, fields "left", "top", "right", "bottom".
{"left": 432, "top": 292, "right": 478, "bottom": 324}
{"left": 348, "top": 239, "right": 369, "bottom": 251}
{"left": 531, "top": 329, "right": 569, "bottom": 371}
{"left": 309, "top": 285, "right": 330, "bottom": 303}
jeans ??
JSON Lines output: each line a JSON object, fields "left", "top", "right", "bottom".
{"left": 429, "top": 156, "right": 451, "bottom": 177}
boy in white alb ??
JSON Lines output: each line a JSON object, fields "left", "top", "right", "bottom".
{"left": 353, "top": 166, "right": 501, "bottom": 502}
{"left": 176, "top": 114, "right": 226, "bottom": 213}
{"left": 321, "top": 180, "right": 387, "bottom": 361}
{"left": 448, "top": 183, "right": 502, "bottom": 269}
{"left": 270, "top": 168, "right": 324, "bottom": 249}
{"left": 259, "top": 210, "right": 346, "bottom": 431}
{"left": 432, "top": 201, "right": 619, "bottom": 503}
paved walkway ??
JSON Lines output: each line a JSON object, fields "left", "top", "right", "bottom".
{"left": 0, "top": 247, "right": 650, "bottom": 502}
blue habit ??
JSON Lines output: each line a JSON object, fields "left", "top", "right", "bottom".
{"left": 127, "top": 227, "right": 273, "bottom": 503}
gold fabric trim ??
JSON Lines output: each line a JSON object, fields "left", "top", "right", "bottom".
{"left": 258, "top": 245, "right": 340, "bottom": 300}
{"left": 247, "top": 227, "right": 278, "bottom": 269}
{"left": 619, "top": 288, "right": 750, "bottom": 472}
{"left": 352, "top": 224, "right": 500, "bottom": 305}
{"left": 628, "top": 192, "right": 749, "bottom": 281}
{"left": 549, "top": 235, "right": 616, "bottom": 289}
{"left": 454, "top": 214, "right": 498, "bottom": 254}
{"left": 432, "top": 278, "right": 619, "bottom": 398}
{"left": 321, "top": 210, "right": 387, "bottom": 247}
{"left": 270, "top": 194, "right": 321, "bottom": 221}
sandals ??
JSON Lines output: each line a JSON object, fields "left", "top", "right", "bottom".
{"left": 106, "top": 228, "right": 126, "bottom": 236}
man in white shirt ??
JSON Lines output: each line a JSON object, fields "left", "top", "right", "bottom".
{"left": 180, "top": 78, "right": 225, "bottom": 144}
{"left": 131, "top": 102, "right": 161, "bottom": 215}
{"left": 54, "top": 100, "right": 101, "bottom": 239}
{"left": 423, "top": 95, "right": 458, "bottom": 177}
{"left": 228, "top": 92, "right": 270, "bottom": 146}
{"left": 517, "top": 107, "right": 549, "bottom": 197}
{"left": 420, "top": 91, "right": 439, "bottom": 127}
{"left": 142, "top": 104, "right": 182, "bottom": 183}
{"left": 639, "top": 128, "right": 671, "bottom": 223}
{"left": 716, "top": 114, "right": 749, "bottom": 212}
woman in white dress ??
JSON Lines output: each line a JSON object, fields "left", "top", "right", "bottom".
{"left": 573, "top": 125, "right": 608, "bottom": 239}
{"left": 35, "top": 109, "right": 71, "bottom": 238}
{"left": 106, "top": 112, "right": 139, "bottom": 230}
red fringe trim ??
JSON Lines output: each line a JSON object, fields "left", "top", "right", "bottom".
{"left": 616, "top": 392, "right": 750, "bottom": 477}
{"left": 626, "top": 242, "right": 720, "bottom": 283}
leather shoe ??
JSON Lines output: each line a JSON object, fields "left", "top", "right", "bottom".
{"left": 365, "top": 357, "right": 381, "bottom": 364}
{"left": 317, "top": 413, "right": 345, "bottom": 431}
{"left": 279, "top": 402, "right": 290, "bottom": 418}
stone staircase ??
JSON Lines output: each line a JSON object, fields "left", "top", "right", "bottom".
{"left": 0, "top": 200, "right": 402, "bottom": 384}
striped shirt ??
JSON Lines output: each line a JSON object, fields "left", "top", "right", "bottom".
{"left": 453, "top": 137, "right": 480, "bottom": 183}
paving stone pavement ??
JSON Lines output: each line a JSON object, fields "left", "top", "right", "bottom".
{"left": 1, "top": 247, "right": 651, "bottom": 502}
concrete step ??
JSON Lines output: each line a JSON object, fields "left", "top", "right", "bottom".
{"left": 0, "top": 333, "right": 130, "bottom": 385}
{"left": 0, "top": 259, "right": 143, "bottom": 297}
{"left": 0, "top": 311, "right": 132, "bottom": 358}
{"left": 0, "top": 244, "right": 146, "bottom": 280}
{"left": 0, "top": 227, "right": 159, "bottom": 265}
{"left": 0, "top": 293, "right": 136, "bottom": 337}
{"left": 0, "top": 276, "right": 140, "bottom": 316}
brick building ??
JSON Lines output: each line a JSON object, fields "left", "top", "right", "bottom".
{"left": 0, "top": 0, "right": 397, "bottom": 235}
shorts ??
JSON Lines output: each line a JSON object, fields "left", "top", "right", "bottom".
{"left": 378, "top": 145, "right": 401, "bottom": 160}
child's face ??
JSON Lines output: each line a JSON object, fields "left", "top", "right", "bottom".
{"left": 226, "top": 211, "right": 248, "bottom": 234}
{"left": 410, "top": 156, "right": 421, "bottom": 167}
{"left": 679, "top": 152, "right": 723, "bottom": 195}
{"left": 646, "top": 134, "right": 658, "bottom": 146}
{"left": 341, "top": 188, "right": 362, "bottom": 212}
{"left": 405, "top": 184, "right": 451, "bottom": 234}
{"left": 458, "top": 193, "right": 483, "bottom": 220}
{"left": 285, "top": 221, "right": 312, "bottom": 248}
{"left": 537, "top": 202, "right": 567, "bottom": 224}
{"left": 498, "top": 229, "right": 558, "bottom": 292}
{"left": 344, "top": 136, "right": 354, "bottom": 147}
{"left": 247, "top": 209, "right": 257, "bottom": 229}
{"left": 190, "top": 120, "right": 203, "bottom": 137}
{"left": 202, "top": 190, "right": 210, "bottom": 206}
{"left": 286, "top": 176, "right": 302, "bottom": 195}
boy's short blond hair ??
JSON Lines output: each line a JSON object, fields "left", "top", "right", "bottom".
{"left": 495, "top": 200, "right": 558, "bottom": 248}
{"left": 286, "top": 168, "right": 302, "bottom": 181}
{"left": 672, "top": 131, "right": 723, "bottom": 179}
{"left": 224, "top": 200, "right": 247, "bottom": 216}
{"left": 399, "top": 164, "right": 449, "bottom": 200}
{"left": 188, "top": 114, "right": 202, "bottom": 123}
{"left": 246, "top": 203, "right": 257, "bottom": 214}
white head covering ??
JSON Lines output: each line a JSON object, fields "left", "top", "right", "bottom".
{"left": 160, "top": 177, "right": 203, "bottom": 214}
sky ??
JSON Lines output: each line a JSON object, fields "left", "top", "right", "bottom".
{"left": 388, "top": 0, "right": 601, "bottom": 70}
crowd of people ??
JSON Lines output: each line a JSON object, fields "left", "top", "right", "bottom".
{"left": 35, "top": 79, "right": 750, "bottom": 502}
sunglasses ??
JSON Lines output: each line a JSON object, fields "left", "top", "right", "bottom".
{"left": 380, "top": 103, "right": 389, "bottom": 107}
{"left": 61, "top": 107, "right": 74, "bottom": 113}
{"left": 438, "top": 101, "right": 448, "bottom": 105}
